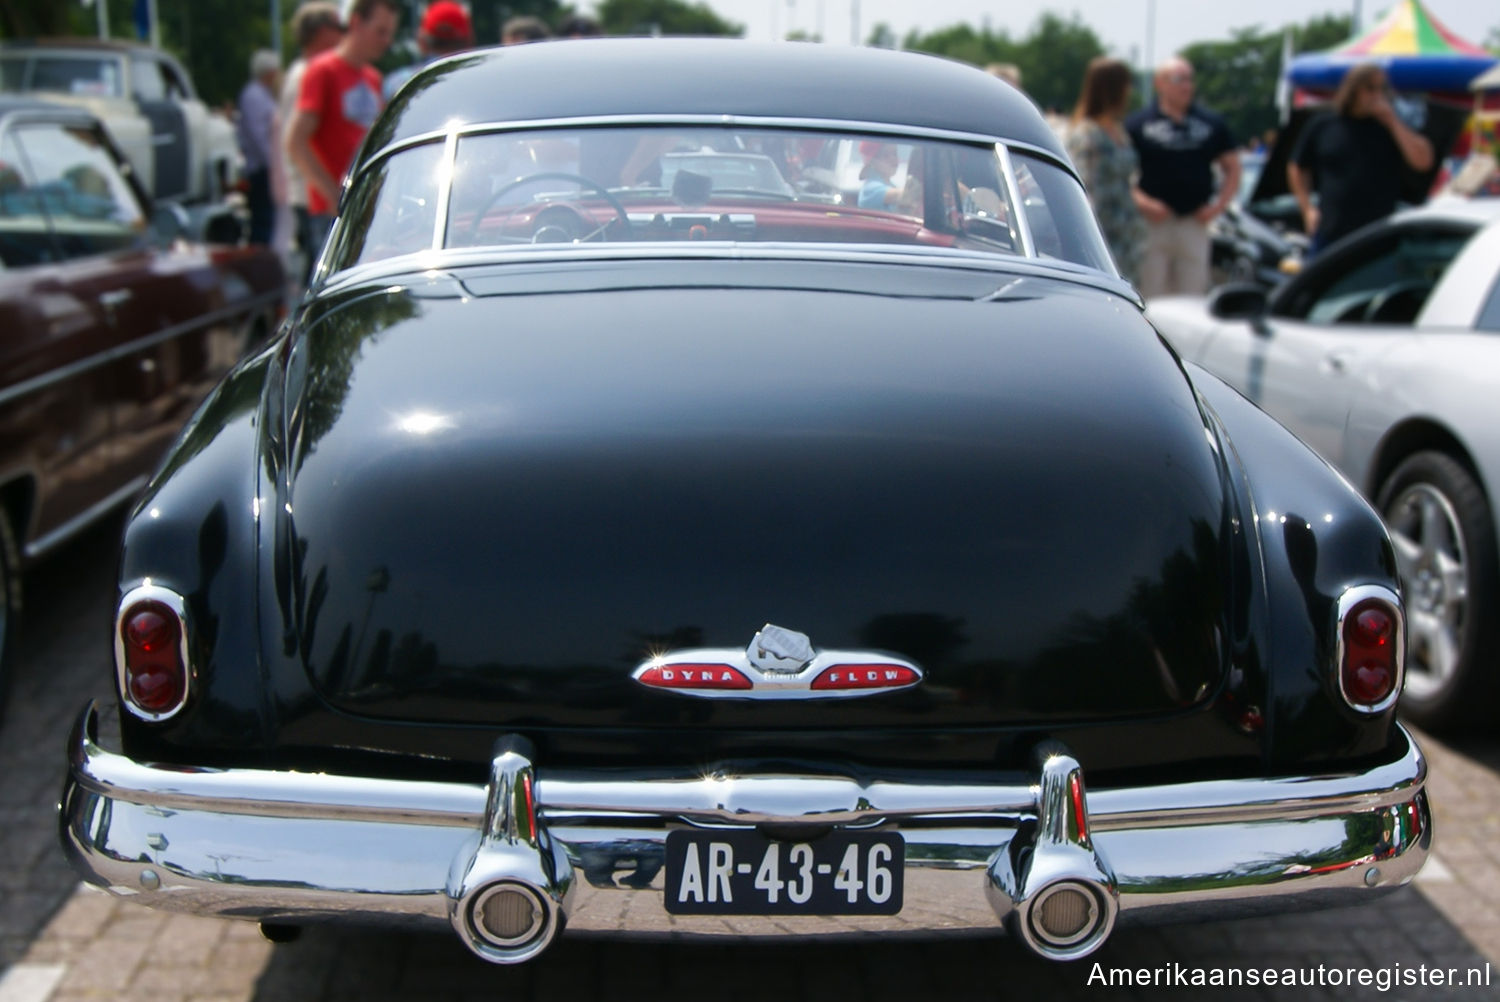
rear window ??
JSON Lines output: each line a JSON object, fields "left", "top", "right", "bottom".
{"left": 332, "top": 124, "right": 1113, "bottom": 278}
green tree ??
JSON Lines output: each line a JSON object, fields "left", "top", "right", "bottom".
{"left": 1181, "top": 14, "right": 1351, "bottom": 146}
{"left": 903, "top": 12, "right": 1103, "bottom": 114}
{"left": 0, "top": 0, "right": 142, "bottom": 41}
{"left": 156, "top": 0, "right": 278, "bottom": 107}
{"left": 865, "top": 22, "right": 897, "bottom": 49}
{"left": 1013, "top": 13, "right": 1105, "bottom": 114}
{"left": 596, "top": 0, "right": 742, "bottom": 36}
{"left": 900, "top": 23, "right": 1014, "bottom": 69}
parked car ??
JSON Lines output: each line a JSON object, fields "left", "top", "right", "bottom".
{"left": 0, "top": 98, "right": 283, "bottom": 713}
{"left": 0, "top": 39, "right": 239, "bottom": 207}
{"left": 61, "top": 40, "right": 1427, "bottom": 966}
{"left": 1151, "top": 197, "right": 1500, "bottom": 730}
{"left": 1208, "top": 150, "right": 1305, "bottom": 288}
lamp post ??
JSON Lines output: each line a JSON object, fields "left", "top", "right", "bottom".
{"left": 1143, "top": 0, "right": 1156, "bottom": 101}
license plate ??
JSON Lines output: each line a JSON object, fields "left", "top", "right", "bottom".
{"left": 664, "top": 829, "right": 903, "bottom": 915}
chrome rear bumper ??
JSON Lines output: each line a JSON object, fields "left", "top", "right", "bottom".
{"left": 60, "top": 703, "right": 1429, "bottom": 962}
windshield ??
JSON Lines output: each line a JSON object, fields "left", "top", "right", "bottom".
{"left": 3, "top": 55, "right": 124, "bottom": 98}
{"left": 329, "top": 124, "right": 1113, "bottom": 277}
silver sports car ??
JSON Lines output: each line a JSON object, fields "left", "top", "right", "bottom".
{"left": 1151, "top": 197, "right": 1500, "bottom": 730}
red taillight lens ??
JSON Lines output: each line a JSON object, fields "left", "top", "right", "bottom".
{"left": 121, "top": 601, "right": 186, "bottom": 714}
{"left": 809, "top": 664, "right": 919, "bottom": 690}
{"left": 636, "top": 663, "right": 752, "bottom": 690}
{"left": 1341, "top": 599, "right": 1397, "bottom": 707}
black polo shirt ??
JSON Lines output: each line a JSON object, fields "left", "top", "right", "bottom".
{"left": 1125, "top": 102, "right": 1235, "bottom": 216}
{"left": 1291, "top": 111, "right": 1403, "bottom": 246}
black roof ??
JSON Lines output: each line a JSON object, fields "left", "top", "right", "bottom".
{"left": 366, "top": 38, "right": 1066, "bottom": 164}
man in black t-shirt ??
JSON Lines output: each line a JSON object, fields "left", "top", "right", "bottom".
{"left": 1126, "top": 57, "right": 1238, "bottom": 298}
{"left": 1289, "top": 63, "right": 1433, "bottom": 256}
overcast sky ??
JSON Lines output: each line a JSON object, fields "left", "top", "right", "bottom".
{"left": 705, "top": 0, "right": 1496, "bottom": 67}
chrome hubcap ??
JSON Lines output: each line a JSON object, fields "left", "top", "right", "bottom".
{"left": 1386, "top": 484, "right": 1467, "bottom": 702}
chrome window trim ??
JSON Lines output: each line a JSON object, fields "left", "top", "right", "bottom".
{"left": 115, "top": 583, "right": 195, "bottom": 723}
{"left": 994, "top": 143, "right": 1035, "bottom": 258}
{"left": 318, "top": 243, "right": 1137, "bottom": 303}
{"left": 335, "top": 116, "right": 1084, "bottom": 273}
{"left": 357, "top": 115, "right": 1076, "bottom": 186}
{"left": 1335, "top": 583, "right": 1405, "bottom": 715}
{"left": 431, "top": 130, "right": 459, "bottom": 252}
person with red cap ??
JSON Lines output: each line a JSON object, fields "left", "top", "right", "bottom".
{"left": 384, "top": 2, "right": 475, "bottom": 101}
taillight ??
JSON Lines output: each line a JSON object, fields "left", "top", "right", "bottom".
{"left": 116, "top": 586, "right": 191, "bottom": 721}
{"left": 635, "top": 663, "right": 752, "bottom": 691}
{"left": 1336, "top": 586, "right": 1403, "bottom": 713}
{"left": 809, "top": 664, "right": 920, "bottom": 690}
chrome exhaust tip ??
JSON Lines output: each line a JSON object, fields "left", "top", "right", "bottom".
{"left": 448, "top": 736, "right": 573, "bottom": 965}
{"left": 457, "top": 879, "right": 561, "bottom": 963}
{"left": 989, "top": 742, "right": 1120, "bottom": 961}
{"left": 1009, "top": 878, "right": 1116, "bottom": 961}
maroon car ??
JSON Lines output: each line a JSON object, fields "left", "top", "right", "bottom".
{"left": 0, "top": 97, "right": 282, "bottom": 713}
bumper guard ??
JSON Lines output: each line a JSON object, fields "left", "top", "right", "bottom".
{"left": 60, "top": 703, "right": 1429, "bottom": 962}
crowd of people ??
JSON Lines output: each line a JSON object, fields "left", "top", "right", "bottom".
{"left": 1055, "top": 53, "right": 1435, "bottom": 296}
{"left": 232, "top": 0, "right": 602, "bottom": 284}
{"left": 228, "top": 3, "right": 1440, "bottom": 298}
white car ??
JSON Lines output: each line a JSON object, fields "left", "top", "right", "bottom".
{"left": 0, "top": 39, "right": 239, "bottom": 206}
{"left": 1150, "top": 197, "right": 1500, "bottom": 730}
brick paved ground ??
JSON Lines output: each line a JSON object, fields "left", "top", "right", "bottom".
{"left": 3, "top": 518, "right": 1499, "bottom": 1001}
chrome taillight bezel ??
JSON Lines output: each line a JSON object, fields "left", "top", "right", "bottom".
{"left": 115, "top": 582, "right": 194, "bottom": 723}
{"left": 1334, "top": 584, "right": 1405, "bottom": 714}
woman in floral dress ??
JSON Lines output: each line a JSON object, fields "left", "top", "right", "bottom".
{"left": 1065, "top": 57, "right": 1147, "bottom": 286}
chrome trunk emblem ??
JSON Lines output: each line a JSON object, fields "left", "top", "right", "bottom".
{"left": 748, "top": 624, "right": 815, "bottom": 674}
{"left": 632, "top": 625, "right": 924, "bottom": 700}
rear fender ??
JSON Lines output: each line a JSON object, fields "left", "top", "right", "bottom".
{"left": 116, "top": 339, "right": 283, "bottom": 762}
{"left": 1190, "top": 363, "right": 1401, "bottom": 769}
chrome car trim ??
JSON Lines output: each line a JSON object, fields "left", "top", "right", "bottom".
{"left": 448, "top": 737, "right": 572, "bottom": 964}
{"left": 986, "top": 744, "right": 1118, "bottom": 961}
{"left": 113, "top": 585, "right": 195, "bottom": 723}
{"left": 68, "top": 707, "right": 486, "bottom": 826}
{"left": 631, "top": 631, "right": 924, "bottom": 700}
{"left": 24, "top": 477, "right": 148, "bottom": 560}
{"left": 431, "top": 130, "right": 459, "bottom": 252}
{"left": 357, "top": 116, "right": 1077, "bottom": 190}
{"left": 62, "top": 704, "right": 1429, "bottom": 962}
{"left": 994, "top": 143, "right": 1035, "bottom": 259}
{"left": 319, "top": 243, "right": 1138, "bottom": 304}
{"left": 1334, "top": 584, "right": 1405, "bottom": 715}
{"left": 342, "top": 117, "right": 1082, "bottom": 278}
{"left": 67, "top": 699, "right": 1426, "bottom": 830}
{"left": 0, "top": 290, "right": 282, "bottom": 412}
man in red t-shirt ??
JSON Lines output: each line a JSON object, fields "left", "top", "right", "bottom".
{"left": 285, "top": 0, "right": 399, "bottom": 272}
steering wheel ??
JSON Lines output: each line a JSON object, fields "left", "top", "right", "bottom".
{"left": 461, "top": 171, "right": 632, "bottom": 246}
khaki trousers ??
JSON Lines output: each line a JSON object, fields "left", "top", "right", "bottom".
{"left": 1139, "top": 215, "right": 1210, "bottom": 299}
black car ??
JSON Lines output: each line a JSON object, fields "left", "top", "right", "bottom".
{"left": 61, "top": 39, "right": 1427, "bottom": 966}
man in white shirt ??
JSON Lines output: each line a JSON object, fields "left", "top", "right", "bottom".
{"left": 278, "top": 2, "right": 344, "bottom": 278}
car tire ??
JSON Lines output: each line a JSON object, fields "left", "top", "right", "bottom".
{"left": 1376, "top": 451, "right": 1500, "bottom": 730}
{"left": 0, "top": 510, "right": 20, "bottom": 721}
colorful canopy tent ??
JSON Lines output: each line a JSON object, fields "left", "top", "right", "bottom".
{"left": 1287, "top": 0, "right": 1495, "bottom": 95}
